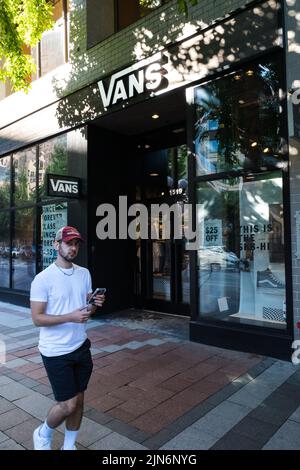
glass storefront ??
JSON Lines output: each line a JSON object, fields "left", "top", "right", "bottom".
{"left": 138, "top": 143, "right": 190, "bottom": 314}
{"left": 194, "top": 58, "right": 284, "bottom": 176}
{"left": 193, "top": 54, "right": 287, "bottom": 330}
{"left": 0, "top": 211, "right": 10, "bottom": 288}
{"left": 0, "top": 129, "right": 85, "bottom": 292}
{"left": 196, "top": 172, "right": 286, "bottom": 329}
{"left": 0, "top": 156, "right": 10, "bottom": 209}
{"left": 13, "top": 147, "right": 36, "bottom": 206}
{"left": 12, "top": 208, "right": 36, "bottom": 291}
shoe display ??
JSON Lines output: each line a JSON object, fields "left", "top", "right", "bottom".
{"left": 33, "top": 425, "right": 52, "bottom": 450}
{"left": 257, "top": 268, "right": 285, "bottom": 289}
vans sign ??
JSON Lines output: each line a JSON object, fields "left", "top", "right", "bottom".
{"left": 97, "top": 52, "right": 168, "bottom": 109}
{"left": 47, "top": 174, "right": 80, "bottom": 198}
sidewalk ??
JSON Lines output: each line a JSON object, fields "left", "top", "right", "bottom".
{"left": 0, "top": 301, "right": 300, "bottom": 450}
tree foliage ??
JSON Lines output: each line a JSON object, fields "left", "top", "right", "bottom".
{"left": 0, "top": 0, "right": 53, "bottom": 92}
{"left": 0, "top": 0, "right": 198, "bottom": 93}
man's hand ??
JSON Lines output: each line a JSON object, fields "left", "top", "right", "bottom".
{"left": 70, "top": 307, "right": 92, "bottom": 323}
{"left": 89, "top": 294, "right": 105, "bottom": 314}
{"left": 92, "top": 294, "right": 105, "bottom": 307}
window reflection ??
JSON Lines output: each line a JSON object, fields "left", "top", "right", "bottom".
{"left": 143, "top": 145, "right": 188, "bottom": 200}
{"left": 40, "top": 0, "right": 66, "bottom": 76}
{"left": 13, "top": 147, "right": 36, "bottom": 206}
{"left": 12, "top": 208, "right": 36, "bottom": 291}
{"left": 152, "top": 239, "right": 171, "bottom": 301}
{"left": 194, "top": 59, "right": 284, "bottom": 175}
{"left": 196, "top": 173, "right": 286, "bottom": 329}
{"left": 0, "top": 156, "right": 10, "bottom": 209}
{"left": 30, "top": 0, "right": 69, "bottom": 80}
{"left": 39, "top": 134, "right": 68, "bottom": 198}
{"left": 0, "top": 212, "right": 10, "bottom": 288}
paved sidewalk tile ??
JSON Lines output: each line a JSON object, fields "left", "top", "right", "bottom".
{"left": 0, "top": 381, "right": 34, "bottom": 401}
{"left": 13, "top": 392, "right": 55, "bottom": 420}
{"left": 263, "top": 420, "right": 300, "bottom": 450}
{"left": 1, "top": 303, "right": 300, "bottom": 451}
{"left": 0, "top": 439, "right": 25, "bottom": 450}
{"left": 0, "top": 408, "right": 32, "bottom": 431}
{"left": 89, "top": 431, "right": 147, "bottom": 450}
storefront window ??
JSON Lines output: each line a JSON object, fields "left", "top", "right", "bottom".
{"left": 0, "top": 128, "right": 86, "bottom": 293}
{"left": 194, "top": 58, "right": 284, "bottom": 176}
{"left": 39, "top": 134, "right": 68, "bottom": 198}
{"left": 0, "top": 156, "right": 11, "bottom": 209}
{"left": 0, "top": 212, "right": 10, "bottom": 288}
{"left": 13, "top": 147, "right": 36, "bottom": 206}
{"left": 12, "top": 208, "right": 36, "bottom": 291}
{"left": 196, "top": 172, "right": 286, "bottom": 329}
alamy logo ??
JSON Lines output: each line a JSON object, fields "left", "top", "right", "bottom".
{"left": 95, "top": 196, "right": 199, "bottom": 250}
{"left": 97, "top": 52, "right": 168, "bottom": 108}
{"left": 292, "top": 340, "right": 300, "bottom": 365}
{"left": 292, "top": 88, "right": 300, "bottom": 105}
{"left": 49, "top": 179, "right": 79, "bottom": 194}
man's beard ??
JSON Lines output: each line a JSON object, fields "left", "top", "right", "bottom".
{"left": 59, "top": 248, "right": 76, "bottom": 263}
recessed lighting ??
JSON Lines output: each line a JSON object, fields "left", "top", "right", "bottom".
{"left": 234, "top": 74, "right": 241, "bottom": 80}
{"left": 251, "top": 142, "right": 258, "bottom": 147}
{"left": 263, "top": 147, "right": 270, "bottom": 153}
{"left": 246, "top": 70, "right": 254, "bottom": 76}
{"left": 145, "top": 144, "right": 150, "bottom": 149}
{"left": 152, "top": 114, "right": 160, "bottom": 119}
{"left": 150, "top": 173, "right": 159, "bottom": 177}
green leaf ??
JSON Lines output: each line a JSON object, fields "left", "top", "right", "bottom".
{"left": 0, "top": 0, "right": 53, "bottom": 92}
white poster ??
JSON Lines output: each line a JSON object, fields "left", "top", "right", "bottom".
{"left": 42, "top": 203, "right": 67, "bottom": 268}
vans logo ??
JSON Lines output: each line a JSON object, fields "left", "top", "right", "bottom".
{"left": 47, "top": 174, "right": 80, "bottom": 198}
{"left": 97, "top": 52, "right": 169, "bottom": 108}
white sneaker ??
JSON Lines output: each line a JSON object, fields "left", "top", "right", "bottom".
{"left": 33, "top": 425, "right": 52, "bottom": 450}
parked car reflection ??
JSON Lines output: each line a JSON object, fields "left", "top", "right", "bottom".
{"left": 20, "top": 245, "right": 34, "bottom": 259}
{"left": 198, "top": 246, "right": 240, "bottom": 271}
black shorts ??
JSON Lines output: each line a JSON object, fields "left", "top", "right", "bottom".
{"left": 41, "top": 338, "right": 93, "bottom": 402}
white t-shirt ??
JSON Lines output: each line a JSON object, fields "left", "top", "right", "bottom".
{"left": 30, "top": 263, "right": 93, "bottom": 357}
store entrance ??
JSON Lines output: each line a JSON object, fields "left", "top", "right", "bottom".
{"left": 135, "top": 142, "right": 190, "bottom": 316}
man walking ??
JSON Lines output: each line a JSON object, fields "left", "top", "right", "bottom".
{"left": 30, "top": 226, "right": 105, "bottom": 450}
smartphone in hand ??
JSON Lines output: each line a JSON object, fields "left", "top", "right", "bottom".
{"left": 88, "top": 287, "right": 106, "bottom": 304}
{"left": 80, "top": 288, "right": 106, "bottom": 310}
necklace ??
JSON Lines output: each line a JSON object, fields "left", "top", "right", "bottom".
{"left": 55, "top": 263, "right": 75, "bottom": 276}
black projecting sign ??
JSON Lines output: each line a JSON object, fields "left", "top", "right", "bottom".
{"left": 47, "top": 174, "right": 80, "bottom": 198}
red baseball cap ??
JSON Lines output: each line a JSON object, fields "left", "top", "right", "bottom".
{"left": 55, "top": 226, "right": 84, "bottom": 243}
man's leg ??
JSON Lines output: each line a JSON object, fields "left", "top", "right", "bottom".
{"left": 62, "top": 392, "right": 84, "bottom": 450}
{"left": 33, "top": 395, "right": 78, "bottom": 450}
{"left": 65, "top": 392, "right": 84, "bottom": 430}
{"left": 46, "top": 395, "right": 79, "bottom": 429}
